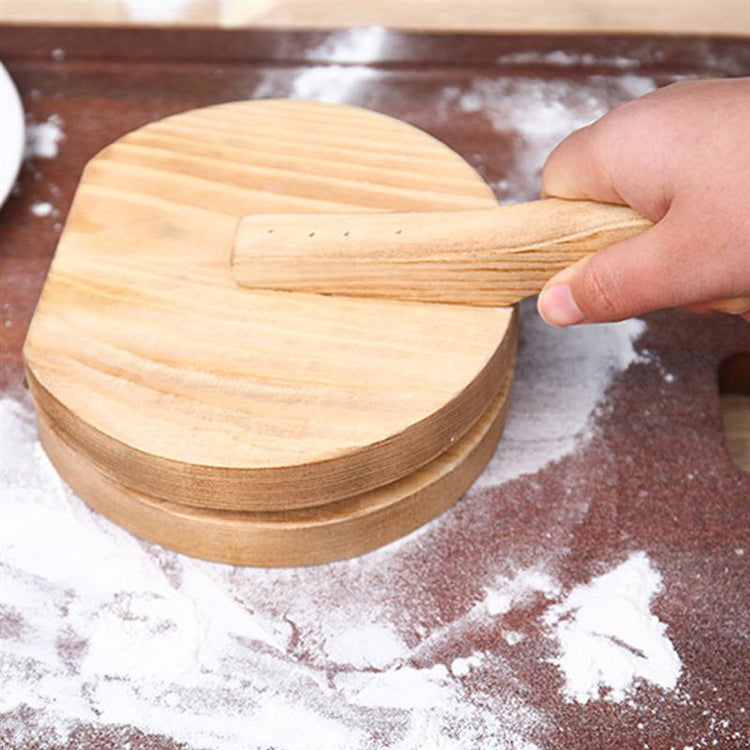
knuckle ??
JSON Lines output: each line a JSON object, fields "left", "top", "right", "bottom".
{"left": 590, "top": 107, "right": 624, "bottom": 145}
{"left": 580, "top": 256, "right": 623, "bottom": 320}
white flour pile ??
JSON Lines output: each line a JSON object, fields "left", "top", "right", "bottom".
{"left": 24, "top": 114, "right": 65, "bottom": 160}
{"left": 437, "top": 552, "right": 683, "bottom": 707}
{"left": 545, "top": 552, "right": 682, "bottom": 703}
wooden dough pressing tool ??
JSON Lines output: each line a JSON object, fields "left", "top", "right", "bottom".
{"left": 232, "top": 199, "right": 652, "bottom": 306}
{"left": 24, "top": 100, "right": 646, "bottom": 567}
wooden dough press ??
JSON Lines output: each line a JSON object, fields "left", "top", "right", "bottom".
{"left": 23, "top": 100, "right": 647, "bottom": 566}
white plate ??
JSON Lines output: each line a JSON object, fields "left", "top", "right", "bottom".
{"left": 0, "top": 63, "right": 24, "bottom": 209}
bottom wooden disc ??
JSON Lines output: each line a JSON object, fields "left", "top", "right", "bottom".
{"left": 35, "top": 370, "right": 512, "bottom": 567}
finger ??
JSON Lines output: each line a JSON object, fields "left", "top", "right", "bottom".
{"left": 537, "top": 212, "right": 741, "bottom": 325}
{"left": 541, "top": 124, "right": 625, "bottom": 205}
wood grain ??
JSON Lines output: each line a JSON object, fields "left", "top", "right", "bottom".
{"left": 23, "top": 100, "right": 517, "bottom": 511}
{"left": 232, "top": 200, "right": 652, "bottom": 305}
{"left": 34, "top": 369, "right": 513, "bottom": 567}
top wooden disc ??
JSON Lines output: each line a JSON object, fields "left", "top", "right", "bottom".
{"left": 24, "top": 100, "right": 517, "bottom": 511}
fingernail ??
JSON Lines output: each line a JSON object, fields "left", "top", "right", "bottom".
{"left": 538, "top": 284, "right": 585, "bottom": 327}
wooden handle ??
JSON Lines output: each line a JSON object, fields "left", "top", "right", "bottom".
{"left": 231, "top": 199, "right": 652, "bottom": 306}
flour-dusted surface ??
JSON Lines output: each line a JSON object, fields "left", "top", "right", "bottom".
{"left": 3, "top": 300, "right": 747, "bottom": 749}
{"left": 1, "top": 27, "right": 749, "bottom": 750}
{"left": 0, "top": 309, "right": 672, "bottom": 749}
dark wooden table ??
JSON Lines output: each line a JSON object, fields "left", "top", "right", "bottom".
{"left": 1, "top": 26, "right": 748, "bottom": 750}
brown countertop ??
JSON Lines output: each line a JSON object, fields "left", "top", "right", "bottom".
{"left": 1, "top": 26, "right": 748, "bottom": 750}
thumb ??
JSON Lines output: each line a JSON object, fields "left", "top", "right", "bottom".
{"left": 537, "top": 211, "right": 710, "bottom": 325}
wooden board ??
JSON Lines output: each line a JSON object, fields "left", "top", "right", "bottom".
{"left": 34, "top": 369, "right": 513, "bottom": 567}
{"left": 23, "top": 100, "right": 517, "bottom": 512}
{"left": 5, "top": 0, "right": 749, "bottom": 35}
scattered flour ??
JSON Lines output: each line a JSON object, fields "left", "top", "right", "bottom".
{"left": 544, "top": 552, "right": 682, "bottom": 703}
{"left": 0, "top": 396, "right": 549, "bottom": 749}
{"left": 24, "top": 114, "right": 65, "bottom": 159}
{"left": 5, "top": 386, "right": 685, "bottom": 745}
{"left": 335, "top": 664, "right": 452, "bottom": 709}
{"left": 484, "top": 567, "right": 560, "bottom": 616}
{"left": 475, "top": 303, "right": 647, "bottom": 487}
{"left": 306, "top": 26, "right": 388, "bottom": 64}
{"left": 323, "top": 622, "right": 406, "bottom": 669}
{"left": 443, "top": 75, "right": 657, "bottom": 202}
{"left": 254, "top": 64, "right": 382, "bottom": 105}
{"left": 30, "top": 200, "right": 53, "bottom": 217}
{"left": 503, "top": 631, "right": 525, "bottom": 646}
{"left": 254, "top": 26, "right": 388, "bottom": 103}
{"left": 451, "top": 653, "right": 483, "bottom": 677}
{"left": 494, "top": 49, "right": 641, "bottom": 70}
{"left": 0, "top": 378, "right": 685, "bottom": 747}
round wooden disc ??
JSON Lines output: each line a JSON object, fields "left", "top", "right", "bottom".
{"left": 24, "top": 100, "right": 517, "bottom": 511}
{"left": 34, "top": 371, "right": 513, "bottom": 567}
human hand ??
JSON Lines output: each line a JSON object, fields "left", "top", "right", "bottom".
{"left": 537, "top": 78, "right": 750, "bottom": 326}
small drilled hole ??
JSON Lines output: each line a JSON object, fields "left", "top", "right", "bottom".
{"left": 267, "top": 228, "right": 274, "bottom": 234}
{"left": 308, "top": 232, "right": 315, "bottom": 238}
{"left": 395, "top": 229, "right": 403, "bottom": 235}
{"left": 343, "top": 231, "right": 350, "bottom": 237}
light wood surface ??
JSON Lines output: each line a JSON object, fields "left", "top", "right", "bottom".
{"left": 232, "top": 200, "right": 651, "bottom": 306}
{"left": 223, "top": 0, "right": 750, "bottom": 34}
{"left": 35, "top": 367, "right": 513, "bottom": 566}
{"left": 24, "top": 100, "right": 517, "bottom": 512}
{"left": 2, "top": 0, "right": 748, "bottom": 36}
